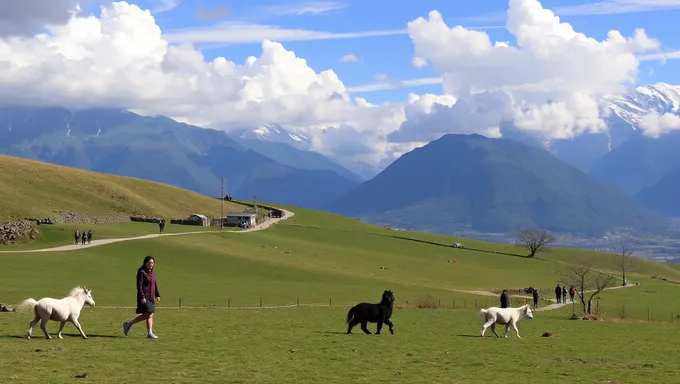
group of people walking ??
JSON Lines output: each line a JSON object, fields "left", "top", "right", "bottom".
{"left": 73, "top": 230, "right": 92, "bottom": 245}
{"left": 499, "top": 284, "right": 577, "bottom": 310}
{"left": 555, "top": 284, "right": 576, "bottom": 304}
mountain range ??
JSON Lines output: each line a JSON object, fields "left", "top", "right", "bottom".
{"left": 1, "top": 82, "right": 680, "bottom": 238}
{"left": 0, "top": 106, "right": 358, "bottom": 209}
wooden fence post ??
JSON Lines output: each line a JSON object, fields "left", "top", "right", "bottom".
{"left": 178, "top": 297, "right": 181, "bottom": 308}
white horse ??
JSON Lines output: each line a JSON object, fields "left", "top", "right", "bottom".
{"left": 478, "top": 304, "right": 533, "bottom": 338}
{"left": 17, "top": 286, "right": 95, "bottom": 340}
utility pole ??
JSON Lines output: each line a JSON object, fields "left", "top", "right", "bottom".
{"left": 254, "top": 195, "right": 258, "bottom": 215}
{"left": 220, "top": 177, "right": 224, "bottom": 230}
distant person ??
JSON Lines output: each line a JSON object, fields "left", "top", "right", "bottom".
{"left": 74, "top": 230, "right": 80, "bottom": 245}
{"left": 555, "top": 284, "right": 561, "bottom": 304}
{"left": 500, "top": 289, "right": 509, "bottom": 308}
{"left": 87, "top": 230, "right": 92, "bottom": 244}
{"left": 123, "top": 255, "right": 161, "bottom": 339}
{"left": 159, "top": 219, "right": 165, "bottom": 234}
{"left": 569, "top": 286, "right": 576, "bottom": 302}
{"left": 532, "top": 289, "right": 539, "bottom": 309}
{"left": 562, "top": 286, "right": 567, "bottom": 303}
{"left": 81, "top": 230, "right": 87, "bottom": 245}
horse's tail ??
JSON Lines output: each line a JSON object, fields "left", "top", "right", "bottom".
{"left": 477, "top": 308, "right": 488, "bottom": 321}
{"left": 346, "top": 307, "right": 355, "bottom": 324}
{"left": 16, "top": 298, "right": 38, "bottom": 314}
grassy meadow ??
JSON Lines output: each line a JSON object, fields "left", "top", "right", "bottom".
{"left": 2, "top": 158, "right": 680, "bottom": 382}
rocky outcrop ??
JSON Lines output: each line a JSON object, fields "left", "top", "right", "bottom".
{"left": 0, "top": 221, "right": 40, "bottom": 244}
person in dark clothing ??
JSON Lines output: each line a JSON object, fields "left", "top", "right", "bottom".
{"left": 81, "top": 230, "right": 87, "bottom": 245}
{"left": 87, "top": 230, "right": 92, "bottom": 244}
{"left": 500, "top": 289, "right": 509, "bottom": 308}
{"left": 532, "top": 289, "right": 539, "bottom": 309}
{"left": 74, "top": 230, "right": 80, "bottom": 245}
{"left": 159, "top": 219, "right": 165, "bottom": 234}
{"left": 122, "top": 255, "right": 161, "bottom": 339}
{"left": 562, "top": 286, "right": 567, "bottom": 303}
{"left": 555, "top": 284, "right": 561, "bottom": 303}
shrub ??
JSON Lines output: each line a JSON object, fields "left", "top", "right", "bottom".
{"left": 413, "top": 293, "right": 439, "bottom": 309}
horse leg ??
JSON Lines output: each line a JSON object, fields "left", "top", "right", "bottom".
{"left": 375, "top": 319, "right": 384, "bottom": 335}
{"left": 504, "top": 324, "right": 510, "bottom": 338}
{"left": 39, "top": 318, "right": 51, "bottom": 340}
{"left": 360, "top": 321, "right": 372, "bottom": 334}
{"left": 481, "top": 319, "right": 494, "bottom": 337}
{"left": 511, "top": 321, "right": 521, "bottom": 339}
{"left": 347, "top": 319, "right": 360, "bottom": 334}
{"left": 27, "top": 314, "right": 40, "bottom": 339}
{"left": 384, "top": 319, "right": 395, "bottom": 335}
{"left": 491, "top": 323, "right": 500, "bottom": 338}
{"left": 57, "top": 321, "right": 67, "bottom": 339}
{"left": 71, "top": 319, "right": 87, "bottom": 339}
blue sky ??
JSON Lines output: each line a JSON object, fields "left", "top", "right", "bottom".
{"left": 91, "top": 0, "right": 680, "bottom": 104}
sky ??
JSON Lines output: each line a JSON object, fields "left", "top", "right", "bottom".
{"left": 1, "top": 0, "right": 680, "bottom": 167}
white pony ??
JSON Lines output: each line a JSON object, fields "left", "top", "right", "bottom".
{"left": 478, "top": 304, "right": 533, "bottom": 338}
{"left": 17, "top": 286, "right": 95, "bottom": 340}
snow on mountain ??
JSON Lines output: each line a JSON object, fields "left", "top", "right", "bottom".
{"left": 602, "top": 82, "right": 680, "bottom": 127}
{"left": 237, "top": 124, "right": 311, "bottom": 149}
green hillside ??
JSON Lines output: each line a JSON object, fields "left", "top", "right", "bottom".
{"left": 2, "top": 190, "right": 680, "bottom": 382}
{"left": 0, "top": 154, "right": 243, "bottom": 222}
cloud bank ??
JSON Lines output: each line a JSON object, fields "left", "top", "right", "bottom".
{"left": 0, "top": 0, "right": 675, "bottom": 167}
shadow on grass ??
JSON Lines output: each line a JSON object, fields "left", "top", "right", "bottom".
{"left": 0, "top": 333, "right": 122, "bottom": 339}
{"left": 456, "top": 334, "right": 482, "bottom": 338}
{"left": 318, "top": 331, "right": 348, "bottom": 335}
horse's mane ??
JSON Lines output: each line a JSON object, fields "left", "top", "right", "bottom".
{"left": 68, "top": 286, "right": 87, "bottom": 297}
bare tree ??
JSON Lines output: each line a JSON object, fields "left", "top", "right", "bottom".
{"left": 617, "top": 241, "right": 634, "bottom": 286}
{"left": 559, "top": 257, "right": 616, "bottom": 315}
{"left": 516, "top": 229, "right": 557, "bottom": 258}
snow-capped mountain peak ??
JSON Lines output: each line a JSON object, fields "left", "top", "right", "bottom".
{"left": 602, "top": 82, "right": 680, "bottom": 127}
{"left": 237, "top": 124, "right": 311, "bottom": 148}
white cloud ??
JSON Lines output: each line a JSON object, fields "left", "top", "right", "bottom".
{"left": 347, "top": 77, "right": 443, "bottom": 93}
{"left": 638, "top": 50, "right": 680, "bottom": 62}
{"left": 153, "top": 0, "right": 180, "bottom": 13}
{"left": 163, "top": 23, "right": 408, "bottom": 46}
{"left": 261, "top": 1, "right": 345, "bottom": 15}
{"left": 553, "top": 0, "right": 680, "bottom": 16}
{"left": 339, "top": 53, "right": 359, "bottom": 62}
{"left": 639, "top": 112, "right": 680, "bottom": 137}
{"left": 162, "top": 24, "right": 504, "bottom": 47}
{"left": 387, "top": 0, "right": 663, "bottom": 143}
{"left": 0, "top": 1, "right": 402, "bottom": 163}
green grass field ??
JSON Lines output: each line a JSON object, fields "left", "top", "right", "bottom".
{"left": 3, "top": 158, "right": 680, "bottom": 383}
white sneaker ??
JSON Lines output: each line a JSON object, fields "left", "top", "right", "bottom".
{"left": 147, "top": 333, "right": 159, "bottom": 339}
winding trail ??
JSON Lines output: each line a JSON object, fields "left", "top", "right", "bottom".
{"left": 451, "top": 283, "right": 640, "bottom": 312}
{"left": 0, "top": 208, "right": 295, "bottom": 254}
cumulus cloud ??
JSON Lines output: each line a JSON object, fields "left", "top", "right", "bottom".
{"left": 0, "top": 1, "right": 402, "bottom": 162}
{"left": 388, "top": 0, "right": 663, "bottom": 143}
{"left": 639, "top": 112, "right": 680, "bottom": 137}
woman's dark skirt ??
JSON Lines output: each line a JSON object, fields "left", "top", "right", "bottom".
{"left": 136, "top": 298, "right": 155, "bottom": 314}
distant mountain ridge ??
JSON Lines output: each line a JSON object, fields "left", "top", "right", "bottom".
{"left": 327, "top": 133, "right": 671, "bottom": 237}
{"left": 0, "top": 106, "right": 358, "bottom": 209}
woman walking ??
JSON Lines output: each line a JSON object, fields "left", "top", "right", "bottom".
{"left": 123, "top": 255, "right": 161, "bottom": 339}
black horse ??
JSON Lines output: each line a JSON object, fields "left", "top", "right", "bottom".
{"left": 346, "top": 290, "right": 395, "bottom": 335}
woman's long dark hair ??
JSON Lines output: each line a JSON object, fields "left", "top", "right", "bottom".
{"left": 139, "top": 255, "right": 155, "bottom": 272}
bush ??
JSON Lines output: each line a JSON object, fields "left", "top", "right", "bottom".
{"left": 413, "top": 293, "right": 439, "bottom": 309}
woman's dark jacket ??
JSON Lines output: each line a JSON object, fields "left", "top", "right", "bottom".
{"left": 137, "top": 268, "right": 160, "bottom": 301}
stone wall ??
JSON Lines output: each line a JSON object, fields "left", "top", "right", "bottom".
{"left": 53, "top": 211, "right": 130, "bottom": 224}
{"left": 0, "top": 221, "right": 40, "bottom": 245}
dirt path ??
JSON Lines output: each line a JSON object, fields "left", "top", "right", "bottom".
{"left": 452, "top": 283, "right": 640, "bottom": 312}
{"left": 0, "top": 208, "right": 295, "bottom": 254}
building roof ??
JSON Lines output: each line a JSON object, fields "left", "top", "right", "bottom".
{"left": 225, "top": 211, "right": 257, "bottom": 217}
{"left": 189, "top": 214, "right": 209, "bottom": 220}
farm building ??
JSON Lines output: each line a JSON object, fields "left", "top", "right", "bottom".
{"left": 187, "top": 214, "right": 210, "bottom": 226}
{"left": 225, "top": 211, "right": 257, "bottom": 228}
